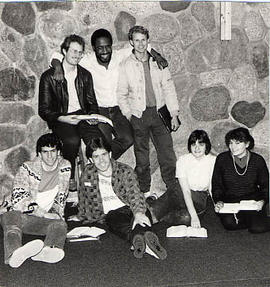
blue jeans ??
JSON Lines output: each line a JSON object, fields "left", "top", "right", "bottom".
{"left": 130, "top": 107, "right": 177, "bottom": 193}
{"left": 0, "top": 211, "right": 67, "bottom": 264}
{"left": 98, "top": 106, "right": 133, "bottom": 160}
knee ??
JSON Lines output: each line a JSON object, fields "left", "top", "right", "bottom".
{"left": 220, "top": 217, "right": 239, "bottom": 230}
{"left": 49, "top": 220, "right": 67, "bottom": 232}
{"left": 1, "top": 210, "right": 21, "bottom": 226}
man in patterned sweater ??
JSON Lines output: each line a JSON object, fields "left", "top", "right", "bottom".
{"left": 0, "top": 133, "right": 71, "bottom": 268}
{"left": 74, "top": 137, "right": 167, "bottom": 260}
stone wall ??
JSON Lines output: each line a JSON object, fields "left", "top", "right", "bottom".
{"left": 0, "top": 1, "right": 269, "bottom": 200}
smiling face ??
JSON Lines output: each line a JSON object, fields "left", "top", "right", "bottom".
{"left": 92, "top": 37, "right": 112, "bottom": 65}
{"left": 91, "top": 148, "right": 111, "bottom": 173}
{"left": 229, "top": 139, "right": 249, "bottom": 158}
{"left": 190, "top": 140, "right": 206, "bottom": 159}
{"left": 63, "top": 41, "right": 84, "bottom": 66}
{"left": 39, "top": 146, "right": 59, "bottom": 169}
{"left": 129, "top": 32, "right": 149, "bottom": 54}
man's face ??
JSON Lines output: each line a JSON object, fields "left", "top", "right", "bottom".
{"left": 91, "top": 148, "right": 111, "bottom": 173}
{"left": 39, "top": 146, "right": 59, "bottom": 169}
{"left": 92, "top": 37, "right": 112, "bottom": 64}
{"left": 63, "top": 41, "right": 84, "bottom": 66}
{"left": 130, "top": 32, "right": 149, "bottom": 54}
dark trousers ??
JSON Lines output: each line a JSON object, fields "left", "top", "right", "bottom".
{"left": 218, "top": 205, "right": 270, "bottom": 233}
{"left": 98, "top": 106, "right": 133, "bottom": 160}
{"left": 105, "top": 206, "right": 152, "bottom": 243}
{"left": 130, "top": 107, "right": 177, "bottom": 193}
{"left": 52, "top": 119, "right": 104, "bottom": 178}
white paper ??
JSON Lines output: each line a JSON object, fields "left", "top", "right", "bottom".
{"left": 166, "top": 225, "right": 208, "bottom": 238}
{"left": 67, "top": 226, "right": 106, "bottom": 238}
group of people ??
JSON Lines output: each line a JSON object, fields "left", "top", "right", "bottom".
{"left": 0, "top": 25, "right": 269, "bottom": 268}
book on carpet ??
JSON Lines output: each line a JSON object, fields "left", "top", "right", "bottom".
{"left": 157, "top": 105, "right": 181, "bottom": 132}
{"left": 166, "top": 225, "right": 208, "bottom": 238}
{"left": 217, "top": 200, "right": 262, "bottom": 214}
{"left": 67, "top": 226, "right": 106, "bottom": 242}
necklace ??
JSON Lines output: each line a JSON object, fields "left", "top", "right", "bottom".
{"left": 232, "top": 151, "right": 250, "bottom": 176}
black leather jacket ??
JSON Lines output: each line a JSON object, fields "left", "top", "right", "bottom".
{"left": 38, "top": 64, "right": 99, "bottom": 129}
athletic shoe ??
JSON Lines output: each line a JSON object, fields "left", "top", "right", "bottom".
{"left": 9, "top": 239, "right": 44, "bottom": 268}
{"left": 31, "top": 246, "right": 65, "bottom": 263}
{"left": 144, "top": 231, "right": 167, "bottom": 260}
{"left": 132, "top": 234, "right": 146, "bottom": 259}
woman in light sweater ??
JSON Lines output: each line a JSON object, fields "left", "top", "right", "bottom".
{"left": 212, "top": 127, "right": 270, "bottom": 233}
{"left": 176, "top": 130, "right": 216, "bottom": 228}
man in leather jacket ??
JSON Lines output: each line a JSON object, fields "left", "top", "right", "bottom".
{"left": 39, "top": 34, "right": 104, "bottom": 190}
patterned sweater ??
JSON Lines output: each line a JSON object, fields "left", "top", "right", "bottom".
{"left": 212, "top": 151, "right": 269, "bottom": 203}
{"left": 11, "top": 156, "right": 71, "bottom": 219}
{"left": 78, "top": 159, "right": 147, "bottom": 223}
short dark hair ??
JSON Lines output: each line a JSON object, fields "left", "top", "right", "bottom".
{"left": 225, "top": 127, "right": 254, "bottom": 150}
{"left": 36, "top": 133, "right": 63, "bottom": 156}
{"left": 128, "top": 26, "right": 149, "bottom": 41}
{"left": 91, "top": 29, "right": 113, "bottom": 47}
{"left": 60, "top": 34, "right": 85, "bottom": 55}
{"left": 86, "top": 137, "right": 112, "bottom": 159}
{"left": 188, "top": 130, "right": 212, "bottom": 155}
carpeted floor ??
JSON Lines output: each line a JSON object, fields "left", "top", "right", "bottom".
{"left": 1, "top": 201, "right": 270, "bottom": 287}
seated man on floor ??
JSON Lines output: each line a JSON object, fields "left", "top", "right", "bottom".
{"left": 0, "top": 133, "right": 71, "bottom": 268}
{"left": 73, "top": 137, "right": 167, "bottom": 260}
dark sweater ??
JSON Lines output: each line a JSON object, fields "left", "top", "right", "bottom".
{"left": 212, "top": 151, "right": 269, "bottom": 203}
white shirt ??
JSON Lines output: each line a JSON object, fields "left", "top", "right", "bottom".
{"left": 98, "top": 174, "right": 125, "bottom": 214}
{"left": 63, "top": 66, "right": 81, "bottom": 113}
{"left": 36, "top": 186, "right": 58, "bottom": 212}
{"left": 176, "top": 153, "right": 216, "bottom": 193}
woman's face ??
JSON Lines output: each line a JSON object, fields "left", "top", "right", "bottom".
{"left": 229, "top": 139, "right": 249, "bottom": 158}
{"left": 191, "top": 140, "right": 206, "bottom": 159}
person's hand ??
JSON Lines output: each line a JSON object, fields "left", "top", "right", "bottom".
{"left": 68, "top": 215, "right": 80, "bottom": 222}
{"left": 58, "top": 115, "right": 81, "bottom": 125}
{"left": 190, "top": 214, "right": 201, "bottom": 228}
{"left": 214, "top": 201, "right": 224, "bottom": 213}
{"left": 51, "top": 59, "right": 64, "bottom": 82}
{"left": 256, "top": 200, "right": 264, "bottom": 211}
{"left": 132, "top": 212, "right": 151, "bottom": 230}
{"left": 171, "top": 116, "right": 181, "bottom": 132}
{"left": 150, "top": 48, "right": 168, "bottom": 70}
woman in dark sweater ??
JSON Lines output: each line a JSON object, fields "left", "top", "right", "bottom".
{"left": 212, "top": 127, "right": 270, "bottom": 233}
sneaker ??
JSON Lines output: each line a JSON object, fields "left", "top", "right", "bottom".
{"left": 144, "top": 231, "right": 167, "bottom": 260}
{"left": 132, "top": 234, "right": 145, "bottom": 259}
{"left": 9, "top": 239, "right": 44, "bottom": 268}
{"left": 69, "top": 179, "right": 77, "bottom": 192}
{"left": 31, "top": 246, "right": 65, "bottom": 263}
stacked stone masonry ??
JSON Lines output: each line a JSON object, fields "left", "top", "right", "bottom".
{"left": 0, "top": 1, "right": 269, "bottom": 201}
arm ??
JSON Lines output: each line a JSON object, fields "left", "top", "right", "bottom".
{"left": 178, "top": 177, "right": 201, "bottom": 228}
{"left": 211, "top": 155, "right": 226, "bottom": 204}
{"left": 257, "top": 156, "right": 269, "bottom": 203}
{"left": 117, "top": 63, "right": 132, "bottom": 120}
{"left": 84, "top": 71, "right": 99, "bottom": 115}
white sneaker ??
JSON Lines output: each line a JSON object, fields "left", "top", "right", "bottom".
{"left": 9, "top": 239, "right": 44, "bottom": 268}
{"left": 145, "top": 244, "right": 159, "bottom": 259}
{"left": 31, "top": 246, "right": 65, "bottom": 263}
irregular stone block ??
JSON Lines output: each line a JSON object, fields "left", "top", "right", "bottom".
{"left": 0, "top": 27, "right": 23, "bottom": 62}
{"left": 0, "top": 126, "right": 25, "bottom": 151}
{"left": 191, "top": 2, "right": 216, "bottom": 32}
{"left": 252, "top": 120, "right": 269, "bottom": 148}
{"left": 228, "top": 64, "right": 257, "bottom": 102}
{"left": 143, "top": 14, "right": 179, "bottom": 43}
{"left": 35, "top": 1, "right": 72, "bottom": 11}
{"left": 211, "top": 122, "right": 240, "bottom": 153}
{"left": 112, "top": 2, "right": 159, "bottom": 17}
{"left": 231, "top": 101, "right": 266, "bottom": 128}
{"left": 177, "top": 13, "right": 202, "bottom": 48}
{"left": 190, "top": 86, "right": 231, "bottom": 121}
{"left": 0, "top": 174, "right": 13, "bottom": 210}
{"left": 220, "top": 28, "right": 249, "bottom": 69}
{"left": 23, "top": 35, "right": 48, "bottom": 78}
{"left": 260, "top": 7, "right": 270, "bottom": 28}
{"left": 114, "top": 11, "right": 136, "bottom": 41}
{"left": 258, "top": 78, "right": 269, "bottom": 106}
{"left": 199, "top": 34, "right": 221, "bottom": 67}
{"left": 200, "top": 69, "right": 232, "bottom": 88}
{"left": 2, "top": 3, "right": 35, "bottom": 35}
{"left": 251, "top": 43, "right": 269, "bottom": 79}
{"left": 0, "top": 68, "right": 35, "bottom": 101}
{"left": 160, "top": 1, "right": 190, "bottom": 13}
{"left": 0, "top": 103, "right": 34, "bottom": 125}
{"left": 186, "top": 45, "right": 207, "bottom": 74}
{"left": 243, "top": 11, "right": 266, "bottom": 42}
{"left": 5, "top": 146, "right": 31, "bottom": 176}
{"left": 162, "top": 38, "right": 185, "bottom": 75}
{"left": 0, "top": 50, "right": 10, "bottom": 69}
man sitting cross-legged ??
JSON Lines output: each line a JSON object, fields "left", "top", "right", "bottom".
{"left": 0, "top": 133, "right": 71, "bottom": 268}
{"left": 72, "top": 137, "right": 167, "bottom": 259}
